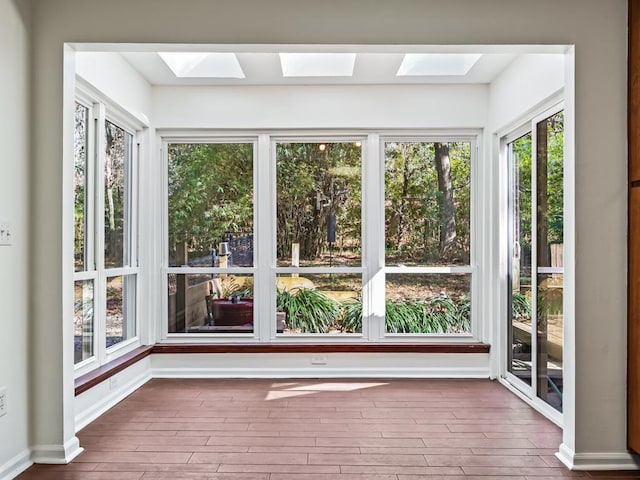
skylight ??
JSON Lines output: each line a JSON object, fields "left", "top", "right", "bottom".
{"left": 396, "top": 53, "right": 482, "bottom": 76}
{"left": 158, "top": 52, "right": 245, "bottom": 78}
{"left": 279, "top": 53, "right": 356, "bottom": 77}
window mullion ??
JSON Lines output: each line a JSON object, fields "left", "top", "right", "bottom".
{"left": 160, "top": 143, "right": 169, "bottom": 342}
{"left": 133, "top": 140, "right": 140, "bottom": 267}
{"left": 365, "top": 133, "right": 384, "bottom": 342}
{"left": 256, "top": 134, "right": 273, "bottom": 341}
{"left": 94, "top": 102, "right": 107, "bottom": 365}
{"left": 530, "top": 119, "right": 539, "bottom": 400}
{"left": 86, "top": 104, "right": 96, "bottom": 272}
{"left": 470, "top": 138, "right": 480, "bottom": 340}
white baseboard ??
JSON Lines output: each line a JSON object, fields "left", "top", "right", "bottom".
{"left": 75, "top": 369, "right": 152, "bottom": 432}
{"left": 0, "top": 449, "right": 31, "bottom": 480}
{"left": 31, "top": 436, "right": 83, "bottom": 464}
{"left": 557, "top": 443, "right": 640, "bottom": 470}
{"left": 151, "top": 366, "right": 490, "bottom": 378}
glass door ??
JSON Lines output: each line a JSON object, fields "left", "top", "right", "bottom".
{"left": 506, "top": 107, "right": 564, "bottom": 414}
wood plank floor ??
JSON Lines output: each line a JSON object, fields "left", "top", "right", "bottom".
{"left": 16, "top": 378, "right": 640, "bottom": 479}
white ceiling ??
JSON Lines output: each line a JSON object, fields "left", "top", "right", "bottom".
{"left": 119, "top": 50, "right": 519, "bottom": 86}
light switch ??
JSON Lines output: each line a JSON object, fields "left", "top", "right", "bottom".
{"left": 0, "top": 220, "right": 12, "bottom": 246}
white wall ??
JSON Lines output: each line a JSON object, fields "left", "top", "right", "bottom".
{"left": 153, "top": 84, "right": 488, "bottom": 129}
{"left": 24, "top": 0, "right": 629, "bottom": 472}
{"left": 76, "top": 52, "right": 152, "bottom": 124}
{"left": 75, "top": 357, "right": 151, "bottom": 432}
{"left": 0, "top": 0, "right": 32, "bottom": 478}
{"left": 151, "top": 353, "right": 490, "bottom": 378}
{"left": 488, "top": 54, "right": 565, "bottom": 131}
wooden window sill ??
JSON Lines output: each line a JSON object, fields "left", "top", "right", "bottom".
{"left": 151, "top": 342, "right": 490, "bottom": 354}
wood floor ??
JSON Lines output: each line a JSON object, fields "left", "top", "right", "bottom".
{"left": 16, "top": 378, "right": 640, "bottom": 479}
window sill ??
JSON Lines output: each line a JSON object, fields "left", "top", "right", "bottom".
{"left": 151, "top": 342, "right": 490, "bottom": 354}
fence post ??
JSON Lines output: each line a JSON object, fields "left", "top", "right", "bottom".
{"left": 291, "top": 242, "right": 299, "bottom": 278}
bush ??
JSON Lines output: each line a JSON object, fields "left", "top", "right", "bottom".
{"left": 277, "top": 288, "right": 339, "bottom": 333}
{"left": 339, "top": 293, "right": 471, "bottom": 334}
{"left": 341, "top": 299, "right": 363, "bottom": 332}
{"left": 512, "top": 291, "right": 531, "bottom": 320}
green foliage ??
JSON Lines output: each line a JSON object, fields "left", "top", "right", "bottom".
{"left": 512, "top": 291, "right": 531, "bottom": 320}
{"left": 340, "top": 299, "right": 364, "bottom": 332}
{"left": 276, "top": 142, "right": 362, "bottom": 261}
{"left": 384, "top": 142, "right": 471, "bottom": 264}
{"left": 104, "top": 121, "right": 131, "bottom": 267}
{"left": 512, "top": 111, "right": 564, "bottom": 255}
{"left": 168, "top": 143, "right": 253, "bottom": 263}
{"left": 73, "top": 103, "right": 88, "bottom": 269}
{"left": 385, "top": 300, "right": 429, "bottom": 333}
{"left": 386, "top": 294, "right": 471, "bottom": 334}
{"left": 333, "top": 293, "right": 471, "bottom": 334}
{"left": 426, "top": 294, "right": 471, "bottom": 333}
{"left": 276, "top": 288, "right": 340, "bottom": 333}
{"left": 512, "top": 132, "right": 533, "bottom": 259}
{"left": 545, "top": 112, "right": 564, "bottom": 244}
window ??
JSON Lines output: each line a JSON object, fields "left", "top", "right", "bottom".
{"left": 506, "top": 107, "right": 564, "bottom": 413}
{"left": 73, "top": 90, "right": 141, "bottom": 372}
{"left": 163, "top": 133, "right": 476, "bottom": 341}
{"left": 74, "top": 102, "right": 94, "bottom": 363}
{"left": 275, "top": 141, "right": 363, "bottom": 335}
{"left": 383, "top": 140, "right": 474, "bottom": 335}
{"left": 165, "top": 141, "right": 255, "bottom": 335}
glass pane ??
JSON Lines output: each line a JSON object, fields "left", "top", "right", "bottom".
{"left": 106, "top": 274, "right": 136, "bottom": 348}
{"left": 168, "top": 273, "right": 254, "bottom": 334}
{"left": 104, "top": 121, "right": 133, "bottom": 269}
{"left": 508, "top": 133, "right": 533, "bottom": 386}
{"left": 537, "top": 273, "right": 563, "bottom": 411}
{"left": 74, "top": 103, "right": 89, "bottom": 272}
{"left": 384, "top": 142, "right": 471, "bottom": 266}
{"left": 536, "top": 111, "right": 564, "bottom": 256}
{"left": 168, "top": 143, "right": 254, "bottom": 267}
{"left": 74, "top": 279, "right": 94, "bottom": 364}
{"left": 276, "top": 274, "right": 362, "bottom": 334}
{"left": 536, "top": 110, "right": 564, "bottom": 411}
{"left": 385, "top": 273, "right": 471, "bottom": 334}
{"left": 276, "top": 142, "right": 362, "bottom": 267}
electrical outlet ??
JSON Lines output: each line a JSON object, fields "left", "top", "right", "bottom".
{"left": 0, "top": 220, "right": 12, "bottom": 246}
{"left": 311, "top": 355, "right": 327, "bottom": 365}
{"left": 0, "top": 387, "right": 7, "bottom": 417}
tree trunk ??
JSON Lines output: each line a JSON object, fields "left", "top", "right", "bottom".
{"left": 397, "top": 144, "right": 411, "bottom": 248}
{"left": 434, "top": 143, "right": 457, "bottom": 257}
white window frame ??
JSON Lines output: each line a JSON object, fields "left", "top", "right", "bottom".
{"left": 72, "top": 95, "right": 98, "bottom": 372}
{"left": 74, "top": 79, "right": 144, "bottom": 377}
{"left": 271, "top": 135, "right": 368, "bottom": 341}
{"left": 161, "top": 136, "right": 259, "bottom": 341}
{"left": 379, "top": 135, "right": 478, "bottom": 342}
{"left": 159, "top": 130, "right": 481, "bottom": 344}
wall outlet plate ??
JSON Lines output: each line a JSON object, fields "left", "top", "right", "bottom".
{"left": 0, "top": 386, "right": 7, "bottom": 417}
{"left": 311, "top": 355, "right": 327, "bottom": 365}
